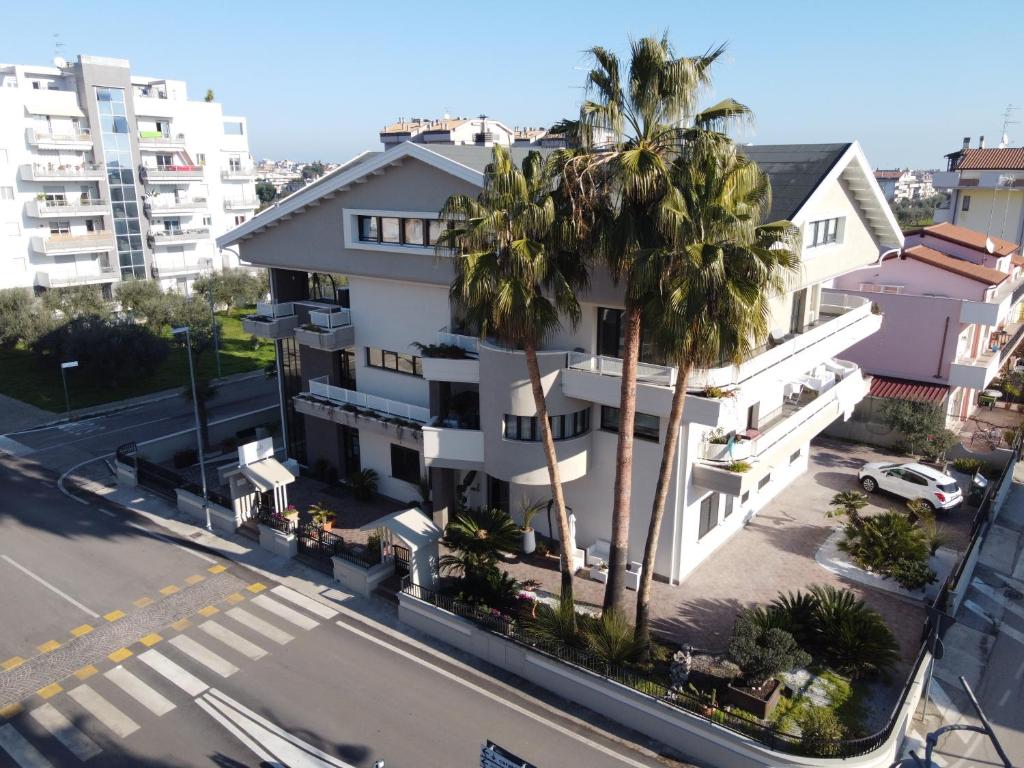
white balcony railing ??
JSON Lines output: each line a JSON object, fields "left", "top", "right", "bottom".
{"left": 148, "top": 197, "right": 208, "bottom": 212}
{"left": 26, "top": 128, "right": 92, "bottom": 147}
{"left": 27, "top": 199, "right": 107, "bottom": 217}
{"left": 309, "top": 309, "right": 352, "bottom": 329}
{"left": 152, "top": 257, "right": 214, "bottom": 278}
{"left": 36, "top": 266, "right": 118, "bottom": 288}
{"left": 149, "top": 228, "right": 210, "bottom": 244}
{"left": 20, "top": 163, "right": 104, "bottom": 181}
{"left": 566, "top": 352, "right": 678, "bottom": 387}
{"left": 255, "top": 301, "right": 295, "bottom": 319}
{"left": 438, "top": 329, "right": 480, "bottom": 355}
{"left": 140, "top": 165, "right": 204, "bottom": 182}
{"left": 224, "top": 198, "right": 259, "bottom": 211}
{"left": 138, "top": 132, "right": 185, "bottom": 146}
{"left": 31, "top": 233, "right": 115, "bottom": 254}
{"left": 308, "top": 376, "right": 429, "bottom": 423}
{"left": 221, "top": 167, "right": 256, "bottom": 180}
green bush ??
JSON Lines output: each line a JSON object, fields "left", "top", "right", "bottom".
{"left": 838, "top": 511, "right": 936, "bottom": 590}
{"left": 728, "top": 610, "right": 811, "bottom": 686}
{"left": 888, "top": 558, "right": 935, "bottom": 590}
{"left": 583, "top": 609, "right": 645, "bottom": 666}
{"left": 347, "top": 468, "right": 378, "bottom": 501}
{"left": 798, "top": 707, "right": 845, "bottom": 757}
{"left": 32, "top": 316, "right": 169, "bottom": 386}
{"left": 809, "top": 585, "right": 899, "bottom": 679}
{"left": 952, "top": 457, "right": 982, "bottom": 474}
{"left": 529, "top": 593, "right": 584, "bottom": 648}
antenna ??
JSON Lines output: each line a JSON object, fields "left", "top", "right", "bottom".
{"left": 999, "top": 104, "right": 1018, "bottom": 147}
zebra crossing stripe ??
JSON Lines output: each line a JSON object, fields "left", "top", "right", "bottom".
{"left": 0, "top": 723, "right": 54, "bottom": 768}
{"left": 199, "top": 621, "right": 267, "bottom": 660}
{"left": 29, "top": 703, "right": 102, "bottom": 761}
{"left": 251, "top": 594, "right": 319, "bottom": 630}
{"left": 167, "top": 635, "right": 238, "bottom": 678}
{"left": 270, "top": 585, "right": 339, "bottom": 619}
{"left": 104, "top": 666, "right": 175, "bottom": 716}
{"left": 66, "top": 685, "right": 140, "bottom": 739}
{"left": 225, "top": 607, "right": 293, "bottom": 645}
{"left": 137, "top": 649, "right": 208, "bottom": 696}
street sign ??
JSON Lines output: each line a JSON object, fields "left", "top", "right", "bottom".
{"left": 61, "top": 360, "right": 79, "bottom": 369}
{"left": 481, "top": 741, "right": 535, "bottom": 768}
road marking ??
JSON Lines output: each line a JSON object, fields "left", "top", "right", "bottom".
{"left": 123, "top": 521, "right": 218, "bottom": 564}
{"left": 199, "top": 621, "right": 267, "bottom": 660}
{"left": 2, "top": 657, "right": 25, "bottom": 671}
{"left": 138, "top": 649, "right": 208, "bottom": 696}
{"left": 270, "top": 585, "right": 339, "bottom": 619}
{"left": 0, "top": 722, "right": 55, "bottom": 767}
{"left": 159, "top": 585, "right": 179, "bottom": 596}
{"left": 225, "top": 593, "right": 244, "bottom": 604}
{"left": 104, "top": 610, "right": 125, "bottom": 622}
{"left": 73, "top": 666, "right": 97, "bottom": 681}
{"left": 0, "top": 556, "right": 99, "bottom": 618}
{"left": 198, "top": 605, "right": 219, "bottom": 617}
{"left": 167, "top": 635, "right": 238, "bottom": 678}
{"left": 208, "top": 565, "right": 226, "bottom": 574}
{"left": 36, "top": 641, "right": 59, "bottom": 654}
{"left": 0, "top": 436, "right": 35, "bottom": 458}
{"left": 0, "top": 704, "right": 23, "bottom": 720}
{"left": 195, "top": 697, "right": 277, "bottom": 766}
{"left": 55, "top": 455, "right": 98, "bottom": 506}
{"left": 226, "top": 607, "right": 293, "bottom": 645}
{"left": 139, "top": 633, "right": 162, "bottom": 647}
{"left": 1000, "top": 621, "right": 1024, "bottom": 647}
{"left": 334, "top": 619, "right": 663, "bottom": 768}
{"left": 185, "top": 574, "right": 205, "bottom": 585}
{"left": 245, "top": 582, "right": 266, "bottom": 594}
{"left": 251, "top": 594, "right": 318, "bottom": 630}
{"left": 104, "top": 666, "right": 174, "bottom": 716}
{"left": 108, "top": 648, "right": 133, "bottom": 663}
{"left": 66, "top": 685, "right": 139, "bottom": 739}
{"left": 999, "top": 688, "right": 1012, "bottom": 706}
{"left": 133, "top": 597, "right": 153, "bottom": 608}
{"left": 99, "top": 509, "right": 117, "bottom": 518}
{"left": 29, "top": 702, "right": 102, "bottom": 761}
{"left": 70, "top": 624, "right": 93, "bottom": 638}
{"left": 37, "top": 683, "right": 62, "bottom": 700}
{"left": 170, "top": 618, "right": 191, "bottom": 632}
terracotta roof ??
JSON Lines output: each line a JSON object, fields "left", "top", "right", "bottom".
{"left": 953, "top": 148, "right": 1024, "bottom": 170}
{"left": 908, "top": 222, "right": 1021, "bottom": 257}
{"left": 901, "top": 244, "right": 1009, "bottom": 285}
{"left": 869, "top": 376, "right": 948, "bottom": 404}
{"left": 874, "top": 170, "right": 902, "bottom": 180}
{"left": 1013, "top": 255, "right": 1024, "bottom": 268}
{"left": 381, "top": 120, "right": 429, "bottom": 135}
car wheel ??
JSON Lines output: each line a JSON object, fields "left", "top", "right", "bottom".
{"left": 861, "top": 476, "right": 877, "bottom": 493}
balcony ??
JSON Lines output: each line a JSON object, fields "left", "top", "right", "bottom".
{"left": 932, "top": 170, "right": 1024, "bottom": 191}
{"left": 242, "top": 301, "right": 299, "bottom": 339}
{"left": 692, "top": 365, "right": 869, "bottom": 495}
{"left": 948, "top": 321, "right": 1023, "bottom": 390}
{"left": 296, "top": 377, "right": 429, "bottom": 442}
{"left": 26, "top": 199, "right": 107, "bottom": 218}
{"left": 147, "top": 197, "right": 208, "bottom": 216}
{"left": 562, "top": 353, "right": 682, "bottom": 417}
{"left": 293, "top": 309, "right": 355, "bottom": 352}
{"left": 148, "top": 228, "right": 210, "bottom": 246}
{"left": 35, "top": 266, "right": 118, "bottom": 289}
{"left": 20, "top": 163, "right": 104, "bottom": 182}
{"left": 152, "top": 257, "right": 214, "bottom": 279}
{"left": 422, "top": 425, "right": 485, "bottom": 470}
{"left": 139, "top": 165, "right": 204, "bottom": 183}
{"left": 421, "top": 330, "right": 481, "bottom": 383}
{"left": 221, "top": 167, "right": 257, "bottom": 181}
{"left": 25, "top": 128, "right": 92, "bottom": 150}
{"left": 31, "top": 232, "right": 115, "bottom": 255}
{"left": 224, "top": 197, "right": 259, "bottom": 211}
{"left": 138, "top": 132, "right": 186, "bottom": 149}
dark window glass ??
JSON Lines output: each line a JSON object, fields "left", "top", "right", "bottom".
{"left": 390, "top": 444, "right": 421, "bottom": 485}
{"left": 698, "top": 495, "right": 718, "bottom": 539}
{"left": 365, "top": 347, "right": 422, "bottom": 377}
{"left": 758, "top": 474, "right": 771, "bottom": 490}
{"left": 723, "top": 495, "right": 735, "bottom": 518}
{"left": 502, "top": 409, "right": 591, "bottom": 442}
{"left": 597, "top": 308, "right": 623, "bottom": 357}
{"left": 358, "top": 216, "right": 378, "bottom": 242}
{"left": 366, "top": 347, "right": 383, "bottom": 368}
{"left": 380, "top": 217, "right": 400, "bottom": 243}
{"left": 601, "top": 406, "right": 659, "bottom": 442}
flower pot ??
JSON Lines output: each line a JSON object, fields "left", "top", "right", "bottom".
{"left": 701, "top": 439, "right": 752, "bottom": 462}
{"left": 322, "top": 517, "right": 335, "bottom": 532}
{"left": 521, "top": 528, "right": 536, "bottom": 555}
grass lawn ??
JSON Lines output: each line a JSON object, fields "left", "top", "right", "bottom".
{"left": 0, "top": 307, "right": 276, "bottom": 413}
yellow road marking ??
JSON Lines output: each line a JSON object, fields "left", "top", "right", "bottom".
{"left": 246, "top": 582, "right": 267, "bottom": 594}
{"left": 225, "top": 593, "right": 244, "bottom": 604}
{"left": 133, "top": 596, "right": 154, "bottom": 608}
{"left": 74, "top": 665, "right": 98, "bottom": 681}
{"left": 37, "top": 640, "right": 60, "bottom": 654}
{"left": 159, "top": 585, "right": 179, "bottom": 596}
{"left": 1, "top": 657, "right": 25, "bottom": 671}
{"left": 70, "top": 624, "right": 93, "bottom": 637}
{"left": 185, "top": 574, "right": 205, "bottom": 585}
{"left": 208, "top": 564, "right": 226, "bottom": 574}
{"left": 139, "top": 633, "right": 162, "bottom": 647}
{"left": 104, "top": 610, "right": 125, "bottom": 622}
{"left": 170, "top": 618, "right": 192, "bottom": 631}
{"left": 0, "top": 703, "right": 23, "bottom": 719}
{"left": 108, "top": 648, "right": 133, "bottom": 663}
{"left": 38, "top": 683, "right": 62, "bottom": 699}
{"left": 198, "top": 605, "right": 219, "bottom": 617}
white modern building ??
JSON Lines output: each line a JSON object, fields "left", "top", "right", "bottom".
{"left": 219, "top": 137, "right": 902, "bottom": 584}
{"left": 0, "top": 55, "right": 258, "bottom": 296}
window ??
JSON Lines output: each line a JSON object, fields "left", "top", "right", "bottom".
{"left": 358, "top": 216, "right": 379, "bottom": 242}
{"left": 790, "top": 450, "right": 801, "bottom": 464}
{"left": 202, "top": 216, "right": 212, "bottom": 226}
{"left": 758, "top": 474, "right": 771, "bottom": 490}
{"left": 698, "top": 494, "right": 718, "bottom": 539}
{"left": 223, "top": 121, "right": 244, "bottom": 135}
{"left": 595, "top": 307, "right": 665, "bottom": 363}
{"left": 0, "top": 186, "right": 13, "bottom": 201}
{"left": 403, "top": 218, "right": 423, "bottom": 245}
{"left": 365, "top": 347, "right": 422, "bottom": 377}
{"left": 427, "top": 219, "right": 443, "bottom": 245}
{"left": 503, "top": 409, "right": 591, "bottom": 442}
{"left": 390, "top": 444, "right": 420, "bottom": 485}
{"left": 356, "top": 214, "right": 445, "bottom": 247}
{"left": 49, "top": 220, "right": 71, "bottom": 235}
{"left": 600, "top": 406, "right": 659, "bottom": 442}
{"left": 962, "top": 195, "right": 971, "bottom": 212}
{"left": 807, "top": 217, "right": 843, "bottom": 248}
{"left": 741, "top": 491, "right": 750, "bottom": 505}
{"left": 380, "top": 217, "right": 400, "bottom": 243}
{"left": 234, "top": 215, "right": 246, "bottom": 225}
{"left": 196, "top": 153, "right": 206, "bottom": 165}
{"left": 723, "top": 495, "right": 735, "bottom": 518}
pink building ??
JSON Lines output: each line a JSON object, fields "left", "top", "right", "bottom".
{"left": 834, "top": 222, "right": 1024, "bottom": 423}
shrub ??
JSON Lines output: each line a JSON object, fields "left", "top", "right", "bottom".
{"left": 172, "top": 448, "right": 198, "bottom": 468}
{"left": 32, "top": 317, "right": 169, "bottom": 386}
{"left": 838, "top": 510, "right": 936, "bottom": 590}
{"left": 767, "top": 590, "right": 819, "bottom": 648}
{"left": 799, "top": 707, "right": 845, "bottom": 757}
{"left": 888, "top": 558, "right": 935, "bottom": 590}
{"left": 726, "top": 460, "right": 752, "bottom": 473}
{"left": 879, "top": 398, "right": 951, "bottom": 457}
{"left": 0, "top": 288, "right": 49, "bottom": 348}
{"left": 529, "top": 593, "right": 584, "bottom": 648}
{"left": 411, "top": 341, "right": 471, "bottom": 359}
{"left": 583, "top": 609, "right": 645, "bottom": 667}
{"left": 952, "top": 457, "right": 982, "bottom": 474}
{"left": 348, "top": 468, "right": 378, "bottom": 501}
{"left": 728, "top": 610, "right": 811, "bottom": 687}
{"left": 808, "top": 585, "right": 899, "bottom": 679}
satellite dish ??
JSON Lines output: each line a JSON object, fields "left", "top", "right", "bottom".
{"left": 53, "top": 56, "right": 67, "bottom": 69}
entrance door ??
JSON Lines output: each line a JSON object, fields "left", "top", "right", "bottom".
{"left": 340, "top": 426, "right": 360, "bottom": 475}
{"left": 486, "top": 475, "right": 509, "bottom": 512}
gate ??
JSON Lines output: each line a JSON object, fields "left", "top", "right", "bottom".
{"left": 136, "top": 457, "right": 182, "bottom": 500}
{"left": 296, "top": 521, "right": 343, "bottom": 575}
{"left": 393, "top": 544, "right": 411, "bottom": 577}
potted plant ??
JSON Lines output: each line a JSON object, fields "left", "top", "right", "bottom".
{"left": 519, "top": 498, "right": 544, "bottom": 555}
{"left": 308, "top": 502, "right": 336, "bottom": 532}
{"left": 348, "top": 468, "right": 378, "bottom": 501}
{"left": 283, "top": 504, "right": 299, "bottom": 522}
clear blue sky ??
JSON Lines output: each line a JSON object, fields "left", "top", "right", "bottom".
{"left": 3, "top": 0, "right": 1022, "bottom": 169}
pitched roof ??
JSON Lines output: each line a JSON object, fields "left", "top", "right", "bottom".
{"left": 739, "top": 143, "right": 851, "bottom": 222}
{"left": 907, "top": 222, "right": 1020, "bottom": 257}
{"left": 869, "top": 376, "right": 948, "bottom": 403}
{"left": 952, "top": 147, "right": 1024, "bottom": 170}
{"left": 901, "top": 244, "right": 1009, "bottom": 285}
{"left": 419, "top": 144, "right": 553, "bottom": 173}
{"left": 874, "top": 169, "right": 902, "bottom": 180}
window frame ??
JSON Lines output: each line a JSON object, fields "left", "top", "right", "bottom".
{"left": 365, "top": 346, "right": 422, "bottom": 377}
{"left": 599, "top": 405, "right": 659, "bottom": 442}
{"left": 390, "top": 444, "right": 421, "bottom": 485}
{"left": 346, "top": 208, "right": 446, "bottom": 254}
{"left": 698, "top": 494, "right": 719, "bottom": 539}
{"left": 807, "top": 216, "right": 845, "bottom": 248}
{"left": 502, "top": 408, "right": 591, "bottom": 442}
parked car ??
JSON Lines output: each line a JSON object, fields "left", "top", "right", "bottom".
{"left": 857, "top": 461, "right": 963, "bottom": 511}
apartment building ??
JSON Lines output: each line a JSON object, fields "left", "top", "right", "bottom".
{"left": 834, "top": 222, "right": 1024, "bottom": 423}
{"left": 0, "top": 55, "right": 258, "bottom": 296}
{"left": 219, "top": 137, "right": 901, "bottom": 584}
{"left": 933, "top": 137, "right": 1024, "bottom": 244}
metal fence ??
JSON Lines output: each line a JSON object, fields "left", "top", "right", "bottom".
{"left": 256, "top": 505, "right": 296, "bottom": 534}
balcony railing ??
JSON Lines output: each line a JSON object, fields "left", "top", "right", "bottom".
{"left": 140, "top": 165, "right": 204, "bottom": 182}
{"left": 138, "top": 131, "right": 185, "bottom": 145}
{"left": 308, "top": 309, "right": 352, "bottom": 329}
{"left": 27, "top": 199, "right": 107, "bottom": 218}
{"left": 26, "top": 128, "right": 92, "bottom": 147}
{"left": 21, "top": 163, "right": 104, "bottom": 181}
{"left": 148, "top": 197, "right": 208, "bottom": 212}
{"left": 566, "top": 352, "right": 677, "bottom": 387}
{"left": 31, "top": 232, "right": 115, "bottom": 254}
{"left": 223, "top": 197, "right": 259, "bottom": 210}
{"left": 437, "top": 329, "right": 480, "bottom": 355}
{"left": 255, "top": 301, "right": 295, "bottom": 319}
{"left": 152, "top": 257, "right": 214, "bottom": 278}
{"left": 221, "top": 167, "right": 256, "bottom": 180}
{"left": 149, "top": 228, "right": 210, "bottom": 244}
{"left": 308, "top": 376, "right": 430, "bottom": 423}
{"left": 36, "top": 266, "right": 118, "bottom": 288}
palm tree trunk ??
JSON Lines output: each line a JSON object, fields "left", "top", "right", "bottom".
{"left": 635, "top": 364, "right": 689, "bottom": 654}
{"left": 524, "top": 344, "right": 575, "bottom": 604}
{"left": 604, "top": 304, "right": 642, "bottom": 614}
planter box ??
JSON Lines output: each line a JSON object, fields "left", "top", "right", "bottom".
{"left": 726, "top": 679, "right": 782, "bottom": 720}
{"left": 701, "top": 439, "right": 753, "bottom": 462}
{"left": 590, "top": 566, "right": 608, "bottom": 583}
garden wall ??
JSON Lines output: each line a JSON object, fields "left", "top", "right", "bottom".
{"left": 135, "top": 406, "right": 279, "bottom": 463}
{"left": 332, "top": 556, "right": 393, "bottom": 598}
{"left": 398, "top": 593, "right": 931, "bottom": 768}
{"left": 175, "top": 488, "right": 238, "bottom": 534}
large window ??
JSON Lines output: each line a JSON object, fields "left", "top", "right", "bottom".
{"left": 366, "top": 347, "right": 423, "bottom": 377}
{"left": 390, "top": 444, "right": 421, "bottom": 485}
{"left": 357, "top": 214, "right": 446, "bottom": 247}
{"left": 698, "top": 494, "right": 719, "bottom": 539}
{"left": 806, "top": 217, "right": 843, "bottom": 248}
{"left": 595, "top": 307, "right": 665, "bottom": 364}
{"left": 504, "top": 408, "right": 590, "bottom": 442}
{"left": 599, "top": 406, "right": 660, "bottom": 442}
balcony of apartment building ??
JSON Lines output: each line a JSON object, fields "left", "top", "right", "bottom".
{"left": 151, "top": 255, "right": 214, "bottom": 280}
{"left": 691, "top": 361, "right": 869, "bottom": 496}
{"left": 242, "top": 301, "right": 300, "bottom": 339}
{"left": 34, "top": 263, "right": 118, "bottom": 289}
{"left": 221, "top": 164, "right": 257, "bottom": 181}
{"left": 26, "top": 197, "right": 107, "bottom": 219}
{"left": 223, "top": 196, "right": 259, "bottom": 211}
{"left": 422, "top": 388, "right": 483, "bottom": 471}
{"left": 293, "top": 307, "right": 355, "bottom": 352}
{"left": 295, "top": 376, "right": 430, "bottom": 441}
{"left": 148, "top": 227, "right": 211, "bottom": 246}
{"left": 932, "top": 170, "right": 1024, "bottom": 191}
{"left": 145, "top": 196, "right": 208, "bottom": 216}
{"left": 25, "top": 127, "right": 92, "bottom": 150}
{"left": 30, "top": 232, "right": 115, "bottom": 255}
{"left": 137, "top": 130, "right": 187, "bottom": 150}
{"left": 949, "top": 320, "right": 1024, "bottom": 391}
{"left": 139, "top": 164, "right": 204, "bottom": 184}
{"left": 419, "top": 329, "right": 480, "bottom": 383}
{"left": 20, "top": 163, "right": 104, "bottom": 182}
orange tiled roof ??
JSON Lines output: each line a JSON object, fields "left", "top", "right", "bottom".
{"left": 902, "top": 244, "right": 1009, "bottom": 285}
{"left": 908, "top": 222, "right": 1020, "bottom": 257}
{"left": 953, "top": 147, "right": 1024, "bottom": 170}
{"left": 869, "top": 376, "right": 948, "bottom": 403}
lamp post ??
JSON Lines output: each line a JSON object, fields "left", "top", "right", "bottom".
{"left": 60, "top": 360, "right": 78, "bottom": 416}
{"left": 172, "top": 325, "right": 212, "bottom": 531}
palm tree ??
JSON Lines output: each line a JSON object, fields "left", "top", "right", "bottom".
{"left": 557, "top": 34, "right": 747, "bottom": 613}
{"left": 828, "top": 490, "right": 870, "bottom": 529}
{"left": 439, "top": 151, "right": 587, "bottom": 603}
{"left": 633, "top": 145, "right": 800, "bottom": 652}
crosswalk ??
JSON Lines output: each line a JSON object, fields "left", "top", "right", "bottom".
{"left": 0, "top": 585, "right": 339, "bottom": 767}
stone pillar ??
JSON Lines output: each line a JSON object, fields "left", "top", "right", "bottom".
{"left": 430, "top": 466, "right": 456, "bottom": 531}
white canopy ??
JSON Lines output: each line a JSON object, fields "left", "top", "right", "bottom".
{"left": 239, "top": 457, "right": 295, "bottom": 493}
{"left": 360, "top": 508, "right": 441, "bottom": 549}
{"left": 24, "top": 96, "right": 85, "bottom": 118}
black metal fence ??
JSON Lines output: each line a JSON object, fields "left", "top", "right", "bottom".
{"left": 296, "top": 522, "right": 377, "bottom": 573}
{"left": 256, "top": 505, "right": 296, "bottom": 534}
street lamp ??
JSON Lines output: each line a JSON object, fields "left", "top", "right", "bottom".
{"left": 60, "top": 360, "right": 78, "bottom": 416}
{"left": 172, "top": 325, "right": 212, "bottom": 532}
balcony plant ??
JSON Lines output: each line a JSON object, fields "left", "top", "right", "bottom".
{"left": 308, "top": 502, "right": 336, "bottom": 532}
{"left": 411, "top": 341, "right": 471, "bottom": 359}
{"left": 518, "top": 497, "right": 545, "bottom": 555}
{"left": 348, "top": 468, "right": 378, "bottom": 501}
{"left": 726, "top": 460, "right": 752, "bottom": 473}
{"left": 283, "top": 504, "right": 299, "bottom": 521}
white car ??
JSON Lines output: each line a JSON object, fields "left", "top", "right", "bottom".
{"left": 857, "top": 461, "right": 963, "bottom": 511}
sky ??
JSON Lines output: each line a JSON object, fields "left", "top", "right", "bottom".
{"left": 2, "top": 0, "right": 1022, "bottom": 169}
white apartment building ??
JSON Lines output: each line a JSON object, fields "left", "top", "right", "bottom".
{"left": 0, "top": 54, "right": 258, "bottom": 296}
{"left": 219, "top": 137, "right": 901, "bottom": 584}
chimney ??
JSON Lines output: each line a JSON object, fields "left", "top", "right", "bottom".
{"left": 979, "top": 135, "right": 986, "bottom": 149}
{"left": 962, "top": 136, "right": 970, "bottom": 151}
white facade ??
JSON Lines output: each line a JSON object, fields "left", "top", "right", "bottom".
{"left": 0, "top": 55, "right": 258, "bottom": 295}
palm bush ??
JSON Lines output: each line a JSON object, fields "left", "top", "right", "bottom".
{"left": 528, "top": 593, "right": 585, "bottom": 648}
{"left": 838, "top": 511, "right": 936, "bottom": 590}
{"left": 827, "top": 491, "right": 869, "bottom": 528}
{"left": 809, "top": 585, "right": 899, "bottom": 679}
{"left": 728, "top": 609, "right": 811, "bottom": 687}
{"left": 767, "top": 590, "right": 819, "bottom": 648}
{"left": 453, "top": 567, "right": 520, "bottom": 611}
{"left": 583, "top": 610, "right": 646, "bottom": 667}
{"left": 441, "top": 507, "right": 521, "bottom": 565}
{"left": 348, "top": 468, "right": 378, "bottom": 501}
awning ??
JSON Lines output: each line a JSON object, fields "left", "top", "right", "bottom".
{"left": 24, "top": 96, "right": 85, "bottom": 118}
{"left": 869, "top": 375, "right": 948, "bottom": 404}
{"left": 361, "top": 508, "right": 441, "bottom": 549}
{"left": 239, "top": 458, "right": 295, "bottom": 492}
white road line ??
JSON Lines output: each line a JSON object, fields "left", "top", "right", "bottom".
{"left": 55, "top": 455, "right": 100, "bottom": 506}
{"left": 0, "top": 723, "right": 54, "bottom": 768}
{"left": 104, "top": 666, "right": 175, "bottom": 716}
{"left": 167, "top": 635, "right": 238, "bottom": 678}
{"left": 251, "top": 595, "right": 319, "bottom": 631}
{"left": 998, "top": 688, "right": 1013, "bottom": 706}
{"left": 226, "top": 607, "right": 293, "bottom": 645}
{"left": 0, "top": 555, "right": 99, "bottom": 618}
{"left": 123, "top": 521, "right": 218, "bottom": 564}
{"left": 137, "top": 649, "right": 208, "bottom": 696}
{"left": 199, "top": 620, "right": 267, "bottom": 660}
{"left": 270, "top": 585, "right": 338, "bottom": 619}
{"left": 66, "top": 685, "right": 139, "bottom": 739}
{"left": 972, "top": 579, "right": 1024, "bottom": 623}
{"left": 333, "top": 620, "right": 654, "bottom": 768}
{"left": 1000, "top": 621, "right": 1024, "bottom": 647}
{"left": 100, "top": 509, "right": 117, "bottom": 518}
{"left": 29, "top": 703, "right": 102, "bottom": 761}
{"left": 194, "top": 697, "right": 279, "bottom": 767}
